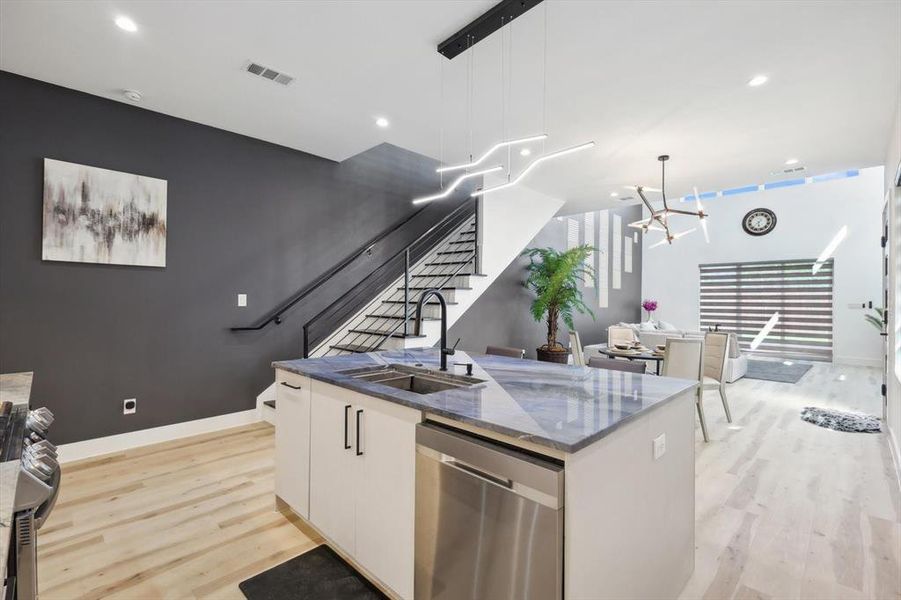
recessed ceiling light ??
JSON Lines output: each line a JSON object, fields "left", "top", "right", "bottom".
{"left": 785, "top": 158, "right": 799, "bottom": 165}
{"left": 115, "top": 15, "right": 138, "bottom": 32}
{"left": 375, "top": 117, "right": 389, "bottom": 128}
{"left": 122, "top": 89, "right": 142, "bottom": 102}
{"left": 610, "top": 192, "right": 618, "bottom": 197}
{"left": 747, "top": 74, "right": 768, "bottom": 87}
{"left": 520, "top": 148, "right": 531, "bottom": 157}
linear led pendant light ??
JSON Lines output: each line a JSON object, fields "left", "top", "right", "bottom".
{"left": 629, "top": 155, "right": 709, "bottom": 246}
{"left": 415, "top": 0, "right": 593, "bottom": 203}
{"left": 436, "top": 134, "right": 547, "bottom": 173}
{"left": 472, "top": 141, "right": 595, "bottom": 197}
{"left": 413, "top": 166, "right": 503, "bottom": 204}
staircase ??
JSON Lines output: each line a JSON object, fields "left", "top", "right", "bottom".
{"left": 310, "top": 215, "right": 481, "bottom": 357}
{"left": 245, "top": 174, "right": 565, "bottom": 420}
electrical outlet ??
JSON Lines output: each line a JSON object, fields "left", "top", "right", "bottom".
{"left": 123, "top": 398, "right": 136, "bottom": 415}
{"left": 238, "top": 294, "right": 247, "bottom": 307}
{"left": 653, "top": 433, "right": 666, "bottom": 460}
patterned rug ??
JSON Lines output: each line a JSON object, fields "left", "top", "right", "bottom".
{"left": 800, "top": 406, "right": 882, "bottom": 433}
{"left": 745, "top": 359, "right": 813, "bottom": 383}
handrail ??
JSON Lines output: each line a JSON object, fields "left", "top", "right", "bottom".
{"left": 230, "top": 202, "right": 448, "bottom": 331}
{"left": 302, "top": 198, "right": 477, "bottom": 357}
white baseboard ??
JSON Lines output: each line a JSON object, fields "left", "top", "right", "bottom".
{"left": 833, "top": 355, "right": 882, "bottom": 368}
{"left": 58, "top": 409, "right": 261, "bottom": 464}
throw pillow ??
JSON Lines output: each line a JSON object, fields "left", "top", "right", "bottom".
{"left": 639, "top": 321, "right": 657, "bottom": 332}
{"left": 657, "top": 320, "right": 677, "bottom": 331}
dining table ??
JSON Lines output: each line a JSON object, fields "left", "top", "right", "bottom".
{"left": 594, "top": 345, "right": 666, "bottom": 375}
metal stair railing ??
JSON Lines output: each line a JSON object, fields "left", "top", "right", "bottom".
{"left": 302, "top": 198, "right": 480, "bottom": 357}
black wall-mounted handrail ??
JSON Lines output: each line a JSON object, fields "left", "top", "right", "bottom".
{"left": 230, "top": 204, "right": 441, "bottom": 331}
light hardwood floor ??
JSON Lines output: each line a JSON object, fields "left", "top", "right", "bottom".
{"left": 681, "top": 362, "right": 901, "bottom": 600}
{"left": 38, "top": 362, "right": 900, "bottom": 599}
{"left": 38, "top": 423, "right": 319, "bottom": 600}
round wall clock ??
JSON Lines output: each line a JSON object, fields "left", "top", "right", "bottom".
{"left": 742, "top": 208, "right": 777, "bottom": 236}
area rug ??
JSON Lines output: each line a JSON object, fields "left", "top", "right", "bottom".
{"left": 800, "top": 406, "right": 882, "bottom": 433}
{"left": 239, "top": 545, "right": 388, "bottom": 600}
{"left": 745, "top": 359, "right": 813, "bottom": 383}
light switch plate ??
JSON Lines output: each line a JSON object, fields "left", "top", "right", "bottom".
{"left": 653, "top": 433, "right": 666, "bottom": 460}
{"left": 238, "top": 294, "right": 247, "bottom": 307}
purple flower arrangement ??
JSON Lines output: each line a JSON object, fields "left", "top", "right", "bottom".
{"left": 642, "top": 299, "right": 658, "bottom": 321}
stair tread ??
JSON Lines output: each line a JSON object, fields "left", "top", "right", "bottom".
{"left": 383, "top": 299, "right": 459, "bottom": 305}
{"left": 411, "top": 273, "right": 485, "bottom": 278}
{"left": 365, "top": 313, "right": 439, "bottom": 320}
{"left": 396, "top": 286, "right": 472, "bottom": 291}
{"left": 331, "top": 344, "right": 375, "bottom": 354}
{"left": 347, "top": 328, "right": 427, "bottom": 338}
{"left": 424, "top": 260, "right": 473, "bottom": 266}
{"left": 449, "top": 240, "right": 475, "bottom": 245}
{"left": 437, "top": 250, "right": 475, "bottom": 255}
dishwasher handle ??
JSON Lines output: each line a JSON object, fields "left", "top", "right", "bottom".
{"left": 441, "top": 457, "right": 513, "bottom": 489}
{"left": 416, "top": 422, "right": 563, "bottom": 507}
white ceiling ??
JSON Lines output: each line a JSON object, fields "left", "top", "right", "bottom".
{"left": 2, "top": 1, "right": 899, "bottom": 215}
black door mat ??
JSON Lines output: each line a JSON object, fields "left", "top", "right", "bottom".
{"left": 745, "top": 359, "right": 813, "bottom": 383}
{"left": 239, "top": 545, "right": 389, "bottom": 600}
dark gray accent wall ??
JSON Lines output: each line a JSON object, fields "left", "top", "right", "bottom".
{"left": 449, "top": 206, "right": 643, "bottom": 358}
{"left": 0, "top": 71, "right": 469, "bottom": 444}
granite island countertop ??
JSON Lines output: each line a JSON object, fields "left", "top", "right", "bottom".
{"left": 273, "top": 349, "right": 696, "bottom": 453}
{"left": 1, "top": 372, "right": 33, "bottom": 585}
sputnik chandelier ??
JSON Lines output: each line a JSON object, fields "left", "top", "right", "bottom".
{"left": 628, "top": 155, "right": 710, "bottom": 247}
{"left": 413, "top": 3, "right": 594, "bottom": 205}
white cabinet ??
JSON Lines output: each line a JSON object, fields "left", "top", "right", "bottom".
{"left": 275, "top": 372, "right": 311, "bottom": 518}
{"left": 308, "top": 380, "right": 419, "bottom": 600}
{"left": 309, "top": 380, "right": 357, "bottom": 552}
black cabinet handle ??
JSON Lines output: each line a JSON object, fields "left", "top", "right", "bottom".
{"left": 344, "top": 405, "right": 352, "bottom": 450}
{"left": 355, "top": 409, "right": 363, "bottom": 456}
{"left": 280, "top": 381, "right": 302, "bottom": 390}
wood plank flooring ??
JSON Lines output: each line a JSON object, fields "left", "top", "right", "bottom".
{"left": 37, "top": 362, "right": 900, "bottom": 599}
{"left": 680, "top": 362, "right": 901, "bottom": 600}
{"left": 38, "top": 422, "right": 320, "bottom": 600}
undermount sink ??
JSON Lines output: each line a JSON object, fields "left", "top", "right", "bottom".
{"left": 338, "top": 363, "right": 484, "bottom": 395}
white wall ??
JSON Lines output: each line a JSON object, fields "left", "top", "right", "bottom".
{"left": 884, "top": 92, "right": 901, "bottom": 474}
{"left": 642, "top": 166, "right": 885, "bottom": 367}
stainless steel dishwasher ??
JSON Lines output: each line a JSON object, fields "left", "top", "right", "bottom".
{"left": 415, "top": 422, "right": 564, "bottom": 600}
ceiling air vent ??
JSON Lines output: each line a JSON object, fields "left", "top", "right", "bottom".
{"left": 243, "top": 61, "right": 294, "bottom": 86}
{"left": 770, "top": 166, "right": 806, "bottom": 176}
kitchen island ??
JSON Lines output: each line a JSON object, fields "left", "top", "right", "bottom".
{"left": 272, "top": 348, "right": 697, "bottom": 600}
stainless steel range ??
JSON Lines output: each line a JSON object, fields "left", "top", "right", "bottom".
{"left": 1, "top": 373, "right": 60, "bottom": 600}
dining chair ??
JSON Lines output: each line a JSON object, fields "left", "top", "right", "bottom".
{"left": 703, "top": 332, "right": 733, "bottom": 423}
{"left": 587, "top": 357, "right": 646, "bottom": 373}
{"left": 485, "top": 345, "right": 526, "bottom": 359}
{"left": 662, "top": 338, "right": 708, "bottom": 442}
{"left": 607, "top": 326, "right": 636, "bottom": 347}
{"left": 569, "top": 330, "right": 585, "bottom": 367}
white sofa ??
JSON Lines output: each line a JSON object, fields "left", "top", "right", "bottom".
{"left": 587, "top": 322, "right": 747, "bottom": 383}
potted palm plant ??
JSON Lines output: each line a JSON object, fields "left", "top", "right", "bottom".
{"left": 523, "top": 245, "right": 596, "bottom": 363}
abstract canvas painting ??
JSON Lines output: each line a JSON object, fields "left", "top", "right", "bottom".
{"left": 42, "top": 159, "right": 167, "bottom": 267}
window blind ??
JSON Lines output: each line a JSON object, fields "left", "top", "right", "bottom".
{"left": 699, "top": 258, "right": 834, "bottom": 361}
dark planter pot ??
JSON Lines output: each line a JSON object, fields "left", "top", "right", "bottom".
{"left": 536, "top": 347, "right": 570, "bottom": 364}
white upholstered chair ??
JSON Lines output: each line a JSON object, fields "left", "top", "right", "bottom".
{"left": 703, "top": 332, "right": 733, "bottom": 423}
{"left": 662, "top": 338, "right": 708, "bottom": 442}
{"left": 607, "top": 326, "right": 637, "bottom": 347}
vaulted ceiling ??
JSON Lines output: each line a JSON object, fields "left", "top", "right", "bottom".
{"left": 2, "top": 0, "right": 898, "bottom": 214}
